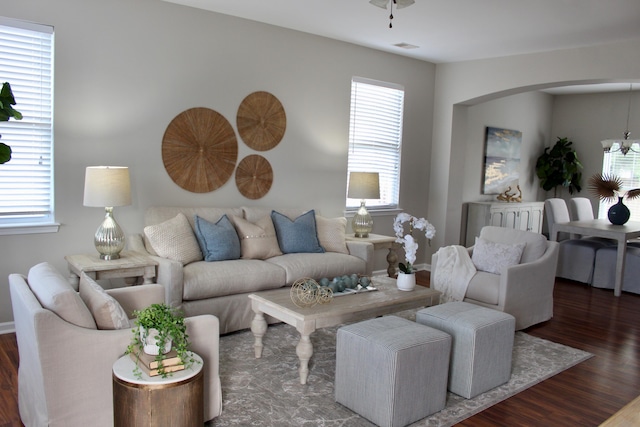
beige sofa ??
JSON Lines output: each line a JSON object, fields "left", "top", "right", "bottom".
{"left": 129, "top": 206, "right": 373, "bottom": 334}
{"left": 9, "top": 263, "right": 222, "bottom": 426}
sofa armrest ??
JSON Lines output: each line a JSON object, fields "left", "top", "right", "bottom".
{"left": 346, "top": 240, "right": 374, "bottom": 276}
{"left": 106, "top": 284, "right": 165, "bottom": 318}
{"left": 128, "top": 233, "right": 185, "bottom": 310}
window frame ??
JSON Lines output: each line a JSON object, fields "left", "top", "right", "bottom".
{"left": 0, "top": 16, "right": 57, "bottom": 234}
{"left": 598, "top": 147, "right": 640, "bottom": 221}
{"left": 345, "top": 76, "right": 404, "bottom": 211}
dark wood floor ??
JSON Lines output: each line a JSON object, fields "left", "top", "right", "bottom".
{"left": 1, "top": 273, "right": 639, "bottom": 426}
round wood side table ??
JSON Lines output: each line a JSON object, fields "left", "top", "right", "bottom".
{"left": 112, "top": 352, "right": 203, "bottom": 427}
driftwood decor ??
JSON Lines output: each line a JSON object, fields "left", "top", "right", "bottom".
{"left": 235, "top": 154, "right": 273, "bottom": 199}
{"left": 162, "top": 107, "right": 238, "bottom": 193}
{"left": 236, "top": 91, "right": 286, "bottom": 151}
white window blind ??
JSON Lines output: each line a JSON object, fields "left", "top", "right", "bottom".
{"left": 346, "top": 77, "right": 404, "bottom": 209}
{"left": 0, "top": 17, "right": 54, "bottom": 227}
{"left": 598, "top": 149, "right": 640, "bottom": 221}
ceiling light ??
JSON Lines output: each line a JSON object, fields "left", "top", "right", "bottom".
{"left": 601, "top": 84, "right": 640, "bottom": 156}
{"left": 370, "top": 0, "right": 415, "bottom": 28}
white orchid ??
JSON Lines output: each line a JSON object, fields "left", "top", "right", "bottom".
{"left": 393, "top": 213, "right": 436, "bottom": 274}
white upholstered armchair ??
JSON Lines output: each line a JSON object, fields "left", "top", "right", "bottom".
{"left": 9, "top": 263, "right": 222, "bottom": 427}
{"left": 431, "top": 226, "right": 559, "bottom": 330}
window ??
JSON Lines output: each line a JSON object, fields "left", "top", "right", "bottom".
{"left": 345, "top": 77, "right": 404, "bottom": 209}
{"left": 0, "top": 17, "right": 55, "bottom": 233}
{"left": 598, "top": 149, "right": 640, "bottom": 221}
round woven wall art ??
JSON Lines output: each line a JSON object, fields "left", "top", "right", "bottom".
{"left": 236, "top": 91, "right": 286, "bottom": 151}
{"left": 162, "top": 107, "right": 238, "bottom": 193}
{"left": 235, "top": 154, "right": 273, "bottom": 200}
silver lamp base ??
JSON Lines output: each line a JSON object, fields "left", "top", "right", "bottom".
{"left": 94, "top": 207, "right": 125, "bottom": 260}
{"left": 352, "top": 200, "right": 373, "bottom": 238}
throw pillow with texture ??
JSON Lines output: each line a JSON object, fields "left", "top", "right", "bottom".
{"left": 144, "top": 213, "right": 203, "bottom": 265}
{"left": 79, "top": 272, "right": 130, "bottom": 330}
{"left": 471, "top": 237, "right": 526, "bottom": 275}
{"left": 315, "top": 216, "right": 349, "bottom": 254}
{"left": 232, "top": 215, "right": 283, "bottom": 259}
{"left": 27, "top": 262, "right": 97, "bottom": 329}
{"left": 271, "top": 209, "right": 325, "bottom": 254}
{"left": 193, "top": 214, "right": 241, "bottom": 261}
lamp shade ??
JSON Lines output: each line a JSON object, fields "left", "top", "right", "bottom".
{"left": 348, "top": 172, "right": 380, "bottom": 200}
{"left": 83, "top": 166, "right": 132, "bottom": 207}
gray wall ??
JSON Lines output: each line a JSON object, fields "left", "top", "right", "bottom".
{"left": 0, "top": 0, "right": 435, "bottom": 325}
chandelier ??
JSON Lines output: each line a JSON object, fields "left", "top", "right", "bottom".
{"left": 601, "top": 83, "right": 640, "bottom": 156}
{"left": 369, "top": 0, "right": 415, "bottom": 28}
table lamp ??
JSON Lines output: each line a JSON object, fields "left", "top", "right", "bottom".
{"left": 83, "top": 166, "right": 131, "bottom": 260}
{"left": 348, "top": 172, "right": 380, "bottom": 238}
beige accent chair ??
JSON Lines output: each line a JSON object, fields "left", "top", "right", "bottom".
{"left": 431, "top": 226, "right": 559, "bottom": 330}
{"left": 545, "top": 198, "right": 609, "bottom": 284}
{"left": 9, "top": 263, "right": 222, "bottom": 427}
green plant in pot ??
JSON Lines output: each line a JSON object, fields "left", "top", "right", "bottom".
{"left": 535, "top": 136, "right": 583, "bottom": 197}
{"left": 0, "top": 82, "right": 23, "bottom": 164}
{"left": 126, "top": 303, "right": 196, "bottom": 378}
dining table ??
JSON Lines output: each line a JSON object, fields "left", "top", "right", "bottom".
{"left": 551, "top": 219, "right": 640, "bottom": 297}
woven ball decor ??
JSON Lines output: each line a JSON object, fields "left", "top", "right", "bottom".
{"left": 235, "top": 154, "right": 273, "bottom": 200}
{"left": 162, "top": 107, "right": 238, "bottom": 193}
{"left": 236, "top": 91, "right": 286, "bottom": 151}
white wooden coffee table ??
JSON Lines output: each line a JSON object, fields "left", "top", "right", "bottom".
{"left": 249, "top": 276, "right": 441, "bottom": 384}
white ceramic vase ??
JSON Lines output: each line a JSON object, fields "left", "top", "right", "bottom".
{"left": 396, "top": 272, "right": 416, "bottom": 291}
{"left": 140, "top": 327, "right": 172, "bottom": 356}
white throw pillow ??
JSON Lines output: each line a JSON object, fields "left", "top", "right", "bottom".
{"left": 79, "top": 272, "right": 130, "bottom": 330}
{"left": 315, "top": 216, "right": 349, "bottom": 254}
{"left": 471, "top": 237, "right": 525, "bottom": 275}
{"left": 144, "top": 213, "right": 203, "bottom": 265}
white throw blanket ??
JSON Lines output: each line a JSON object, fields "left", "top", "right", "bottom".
{"left": 433, "top": 245, "right": 477, "bottom": 303}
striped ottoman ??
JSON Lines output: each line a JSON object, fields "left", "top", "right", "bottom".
{"left": 334, "top": 316, "right": 451, "bottom": 427}
{"left": 416, "top": 301, "right": 515, "bottom": 398}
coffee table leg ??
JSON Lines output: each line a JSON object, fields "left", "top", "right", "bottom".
{"left": 251, "top": 311, "right": 267, "bottom": 358}
{"left": 296, "top": 333, "right": 313, "bottom": 385}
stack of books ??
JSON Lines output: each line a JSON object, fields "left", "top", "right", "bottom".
{"left": 129, "top": 349, "right": 185, "bottom": 377}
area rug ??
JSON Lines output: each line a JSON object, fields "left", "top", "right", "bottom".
{"left": 207, "top": 310, "right": 592, "bottom": 427}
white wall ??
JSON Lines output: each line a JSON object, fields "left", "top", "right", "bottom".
{"left": 0, "top": 0, "right": 435, "bottom": 324}
{"left": 429, "top": 40, "right": 640, "bottom": 259}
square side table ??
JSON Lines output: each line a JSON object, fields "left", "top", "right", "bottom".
{"left": 346, "top": 233, "right": 398, "bottom": 277}
{"left": 65, "top": 251, "right": 157, "bottom": 288}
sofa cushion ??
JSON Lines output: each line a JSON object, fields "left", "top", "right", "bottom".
{"left": 182, "top": 259, "right": 286, "bottom": 300}
{"left": 79, "top": 272, "right": 130, "bottom": 330}
{"left": 232, "top": 215, "right": 282, "bottom": 259}
{"left": 144, "top": 213, "right": 203, "bottom": 265}
{"left": 271, "top": 210, "right": 324, "bottom": 254}
{"left": 471, "top": 237, "right": 525, "bottom": 275}
{"left": 194, "top": 214, "right": 241, "bottom": 261}
{"left": 316, "top": 216, "right": 349, "bottom": 254}
{"left": 267, "top": 252, "right": 366, "bottom": 285}
{"left": 27, "top": 262, "right": 97, "bottom": 329}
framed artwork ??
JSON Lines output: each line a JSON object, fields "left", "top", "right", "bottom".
{"left": 482, "top": 126, "right": 522, "bottom": 194}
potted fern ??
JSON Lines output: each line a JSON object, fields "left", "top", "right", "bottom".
{"left": 125, "top": 303, "right": 196, "bottom": 378}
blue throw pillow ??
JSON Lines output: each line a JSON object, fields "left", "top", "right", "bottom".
{"left": 271, "top": 210, "right": 325, "bottom": 254}
{"left": 193, "top": 215, "right": 241, "bottom": 261}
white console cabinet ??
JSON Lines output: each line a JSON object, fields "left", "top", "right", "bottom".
{"left": 465, "top": 201, "right": 544, "bottom": 246}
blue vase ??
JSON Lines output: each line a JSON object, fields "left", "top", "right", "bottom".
{"left": 608, "top": 197, "right": 630, "bottom": 225}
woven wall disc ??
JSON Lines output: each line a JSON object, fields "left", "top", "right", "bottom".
{"left": 236, "top": 91, "right": 286, "bottom": 151}
{"left": 162, "top": 107, "right": 238, "bottom": 193}
{"left": 235, "top": 154, "right": 273, "bottom": 200}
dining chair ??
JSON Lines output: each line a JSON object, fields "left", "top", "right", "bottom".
{"left": 592, "top": 245, "right": 640, "bottom": 294}
{"left": 569, "top": 197, "right": 617, "bottom": 245}
{"left": 544, "top": 198, "right": 609, "bottom": 284}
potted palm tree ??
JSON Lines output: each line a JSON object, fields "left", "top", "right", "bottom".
{"left": 0, "top": 82, "right": 23, "bottom": 164}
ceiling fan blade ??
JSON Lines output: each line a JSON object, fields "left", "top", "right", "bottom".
{"left": 369, "top": 0, "right": 389, "bottom": 9}
{"left": 395, "top": 0, "right": 415, "bottom": 9}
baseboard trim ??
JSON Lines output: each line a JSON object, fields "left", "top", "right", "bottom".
{"left": 0, "top": 322, "right": 15, "bottom": 335}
